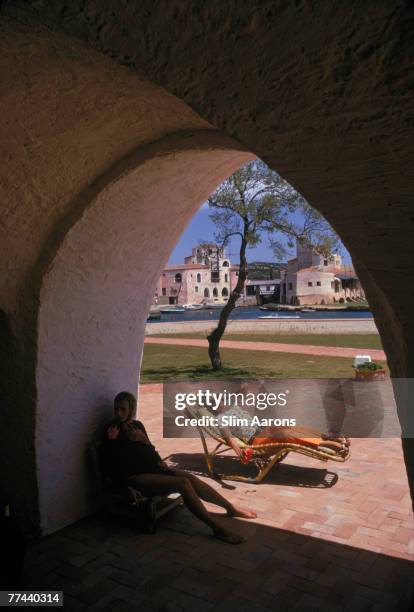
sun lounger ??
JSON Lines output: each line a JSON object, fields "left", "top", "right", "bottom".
{"left": 185, "top": 406, "right": 350, "bottom": 484}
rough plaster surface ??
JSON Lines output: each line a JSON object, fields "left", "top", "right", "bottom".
{"left": 0, "top": 15, "right": 251, "bottom": 533}
{"left": 0, "top": 3, "right": 413, "bottom": 532}
{"left": 18, "top": 0, "right": 413, "bottom": 375}
{"left": 37, "top": 147, "right": 251, "bottom": 532}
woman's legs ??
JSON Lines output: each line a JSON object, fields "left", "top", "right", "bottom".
{"left": 170, "top": 468, "right": 257, "bottom": 518}
{"left": 253, "top": 425, "right": 349, "bottom": 452}
{"left": 127, "top": 473, "right": 244, "bottom": 543}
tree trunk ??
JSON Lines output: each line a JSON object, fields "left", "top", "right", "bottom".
{"left": 207, "top": 229, "right": 249, "bottom": 370}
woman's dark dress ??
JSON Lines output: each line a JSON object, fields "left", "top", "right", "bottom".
{"left": 102, "top": 420, "right": 174, "bottom": 487}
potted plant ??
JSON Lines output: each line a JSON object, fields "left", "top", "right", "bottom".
{"left": 354, "top": 361, "right": 386, "bottom": 381}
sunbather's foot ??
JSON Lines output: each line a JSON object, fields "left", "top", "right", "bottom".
{"left": 212, "top": 525, "right": 245, "bottom": 544}
{"left": 322, "top": 433, "right": 350, "bottom": 446}
{"left": 227, "top": 506, "right": 257, "bottom": 519}
{"left": 320, "top": 434, "right": 350, "bottom": 451}
{"left": 318, "top": 439, "right": 344, "bottom": 452}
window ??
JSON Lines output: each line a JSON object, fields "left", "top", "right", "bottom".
{"left": 222, "top": 260, "right": 229, "bottom": 267}
{"left": 197, "top": 273, "right": 201, "bottom": 283}
{"left": 175, "top": 273, "right": 182, "bottom": 283}
{"left": 162, "top": 288, "right": 166, "bottom": 296}
{"left": 324, "top": 259, "right": 328, "bottom": 266}
{"left": 195, "top": 286, "right": 198, "bottom": 292}
{"left": 204, "top": 288, "right": 210, "bottom": 298}
{"left": 317, "top": 281, "right": 321, "bottom": 286}
{"left": 222, "top": 287, "right": 229, "bottom": 297}
{"left": 235, "top": 271, "right": 239, "bottom": 276}
{"left": 213, "top": 288, "right": 218, "bottom": 297}
{"left": 308, "top": 281, "right": 313, "bottom": 287}
{"left": 224, "top": 273, "right": 228, "bottom": 283}
{"left": 266, "top": 286, "right": 271, "bottom": 291}
{"left": 288, "top": 282, "right": 293, "bottom": 290}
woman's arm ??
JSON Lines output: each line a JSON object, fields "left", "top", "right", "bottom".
{"left": 125, "top": 421, "right": 152, "bottom": 444}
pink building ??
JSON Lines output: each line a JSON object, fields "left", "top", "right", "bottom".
{"left": 281, "top": 243, "right": 365, "bottom": 305}
{"left": 154, "top": 244, "right": 236, "bottom": 305}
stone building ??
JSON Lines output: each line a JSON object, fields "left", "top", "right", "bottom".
{"left": 154, "top": 243, "right": 284, "bottom": 307}
{"left": 281, "top": 243, "right": 365, "bottom": 305}
{"left": 1, "top": 2, "right": 413, "bottom": 542}
{"left": 154, "top": 244, "right": 234, "bottom": 305}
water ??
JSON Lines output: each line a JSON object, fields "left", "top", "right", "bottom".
{"left": 149, "top": 306, "right": 373, "bottom": 323}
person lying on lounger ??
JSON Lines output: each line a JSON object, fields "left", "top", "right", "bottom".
{"left": 216, "top": 383, "right": 350, "bottom": 460}
{"left": 103, "top": 391, "right": 257, "bottom": 544}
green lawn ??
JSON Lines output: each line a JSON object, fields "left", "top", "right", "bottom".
{"left": 150, "top": 332, "right": 383, "bottom": 350}
{"left": 140, "top": 344, "right": 387, "bottom": 383}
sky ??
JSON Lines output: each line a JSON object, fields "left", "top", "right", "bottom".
{"left": 168, "top": 202, "right": 352, "bottom": 266}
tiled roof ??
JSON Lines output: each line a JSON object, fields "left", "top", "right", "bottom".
{"left": 164, "top": 263, "right": 208, "bottom": 270}
{"left": 292, "top": 266, "right": 358, "bottom": 279}
{"left": 293, "top": 266, "right": 329, "bottom": 274}
{"left": 324, "top": 266, "right": 356, "bottom": 276}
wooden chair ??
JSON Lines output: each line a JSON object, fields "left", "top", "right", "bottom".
{"left": 90, "top": 441, "right": 182, "bottom": 533}
{"left": 185, "top": 406, "right": 350, "bottom": 484}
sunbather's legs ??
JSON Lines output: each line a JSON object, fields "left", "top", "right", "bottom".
{"left": 170, "top": 468, "right": 257, "bottom": 519}
{"left": 253, "top": 425, "right": 349, "bottom": 452}
{"left": 127, "top": 473, "right": 244, "bottom": 543}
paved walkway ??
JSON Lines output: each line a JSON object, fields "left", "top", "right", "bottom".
{"left": 145, "top": 336, "right": 387, "bottom": 361}
{"left": 23, "top": 384, "right": 412, "bottom": 611}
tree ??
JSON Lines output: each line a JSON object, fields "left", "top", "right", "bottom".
{"left": 206, "top": 160, "right": 339, "bottom": 370}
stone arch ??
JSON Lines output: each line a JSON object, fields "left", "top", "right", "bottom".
{"left": 36, "top": 141, "right": 252, "bottom": 533}
{"left": 1, "top": 3, "right": 413, "bottom": 531}
{"left": 0, "top": 16, "right": 253, "bottom": 534}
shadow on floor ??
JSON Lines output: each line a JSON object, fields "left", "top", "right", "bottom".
{"left": 22, "top": 510, "right": 413, "bottom": 611}
{"left": 165, "top": 452, "right": 339, "bottom": 489}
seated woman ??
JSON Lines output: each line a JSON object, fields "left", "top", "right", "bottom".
{"left": 103, "top": 391, "right": 257, "bottom": 545}
{"left": 217, "top": 383, "right": 350, "bottom": 460}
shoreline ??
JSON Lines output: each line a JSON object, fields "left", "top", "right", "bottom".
{"left": 146, "top": 318, "right": 378, "bottom": 335}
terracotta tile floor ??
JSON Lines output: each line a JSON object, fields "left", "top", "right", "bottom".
{"left": 23, "top": 384, "right": 413, "bottom": 611}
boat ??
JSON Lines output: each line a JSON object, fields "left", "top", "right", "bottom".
{"left": 183, "top": 303, "right": 204, "bottom": 310}
{"left": 159, "top": 306, "right": 186, "bottom": 313}
{"left": 147, "top": 311, "right": 161, "bottom": 321}
{"left": 258, "top": 314, "right": 301, "bottom": 319}
{"left": 259, "top": 305, "right": 298, "bottom": 312}
{"left": 301, "top": 307, "right": 316, "bottom": 312}
{"left": 204, "top": 302, "right": 225, "bottom": 309}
